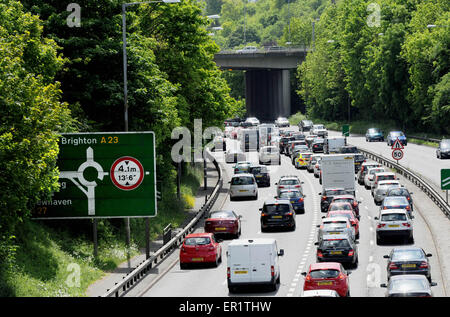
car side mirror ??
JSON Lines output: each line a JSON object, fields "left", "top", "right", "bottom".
{"left": 374, "top": 217, "right": 379, "bottom": 220}
{"left": 314, "top": 242, "right": 318, "bottom": 246}
{"left": 431, "top": 282, "right": 437, "bottom": 287}
{"left": 259, "top": 208, "right": 262, "bottom": 211}
{"left": 217, "top": 239, "right": 223, "bottom": 243}
{"left": 301, "top": 272, "right": 307, "bottom": 276}
{"left": 239, "top": 215, "right": 243, "bottom": 219}
{"left": 278, "top": 249, "right": 284, "bottom": 257}
{"left": 426, "top": 253, "right": 432, "bottom": 257}
{"left": 318, "top": 193, "right": 322, "bottom": 196}
{"left": 380, "top": 283, "right": 387, "bottom": 288}
{"left": 410, "top": 192, "right": 413, "bottom": 195}
{"left": 383, "top": 255, "right": 389, "bottom": 259}
{"left": 316, "top": 225, "right": 320, "bottom": 228}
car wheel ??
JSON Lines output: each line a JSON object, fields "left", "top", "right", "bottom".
{"left": 346, "top": 290, "right": 350, "bottom": 297}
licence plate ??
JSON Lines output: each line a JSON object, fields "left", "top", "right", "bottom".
{"left": 272, "top": 215, "right": 283, "bottom": 219}
{"left": 234, "top": 270, "right": 248, "bottom": 274}
{"left": 330, "top": 251, "right": 342, "bottom": 255}
{"left": 388, "top": 225, "right": 400, "bottom": 228}
{"left": 239, "top": 190, "right": 248, "bottom": 192}
{"left": 256, "top": 175, "right": 262, "bottom": 178}
{"left": 402, "top": 264, "right": 416, "bottom": 268}
{"left": 215, "top": 227, "right": 226, "bottom": 231}
{"left": 329, "top": 232, "right": 341, "bottom": 235}
{"left": 192, "top": 258, "right": 203, "bottom": 261}
{"left": 317, "top": 281, "right": 333, "bottom": 286}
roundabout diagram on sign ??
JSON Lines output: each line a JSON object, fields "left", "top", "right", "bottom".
{"left": 110, "top": 156, "right": 144, "bottom": 191}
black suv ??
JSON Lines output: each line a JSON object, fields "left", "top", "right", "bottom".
{"left": 260, "top": 199, "right": 296, "bottom": 232}
{"left": 311, "top": 138, "right": 324, "bottom": 153}
{"left": 315, "top": 234, "right": 359, "bottom": 268}
{"left": 319, "top": 188, "right": 352, "bottom": 212}
{"left": 248, "top": 165, "right": 270, "bottom": 187}
{"left": 299, "top": 120, "right": 313, "bottom": 132}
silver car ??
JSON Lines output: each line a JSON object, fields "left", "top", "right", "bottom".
{"left": 380, "top": 275, "right": 437, "bottom": 297}
{"left": 373, "top": 180, "right": 401, "bottom": 205}
{"left": 275, "top": 175, "right": 304, "bottom": 196}
{"left": 364, "top": 167, "right": 386, "bottom": 190}
{"left": 375, "top": 209, "right": 414, "bottom": 244}
{"left": 316, "top": 216, "right": 355, "bottom": 243}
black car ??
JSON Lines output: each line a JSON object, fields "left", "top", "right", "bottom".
{"left": 315, "top": 234, "right": 359, "bottom": 268}
{"left": 292, "top": 133, "right": 306, "bottom": 141}
{"left": 260, "top": 199, "right": 296, "bottom": 232}
{"left": 385, "top": 187, "right": 414, "bottom": 211}
{"left": 353, "top": 153, "right": 366, "bottom": 172}
{"left": 381, "top": 275, "right": 437, "bottom": 297}
{"left": 436, "top": 139, "right": 450, "bottom": 159}
{"left": 248, "top": 165, "right": 270, "bottom": 187}
{"left": 365, "top": 128, "right": 384, "bottom": 142}
{"left": 299, "top": 120, "right": 314, "bottom": 132}
{"left": 319, "top": 188, "right": 352, "bottom": 213}
{"left": 311, "top": 138, "right": 324, "bottom": 153}
{"left": 339, "top": 146, "right": 358, "bottom": 154}
{"left": 279, "top": 136, "right": 294, "bottom": 154}
{"left": 383, "top": 247, "right": 432, "bottom": 281}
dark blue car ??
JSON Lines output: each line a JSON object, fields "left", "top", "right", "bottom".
{"left": 277, "top": 189, "right": 305, "bottom": 214}
{"left": 387, "top": 131, "right": 407, "bottom": 146}
{"left": 365, "top": 128, "right": 384, "bottom": 142}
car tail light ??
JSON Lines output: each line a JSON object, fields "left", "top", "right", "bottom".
{"left": 348, "top": 250, "right": 354, "bottom": 257}
{"left": 377, "top": 224, "right": 386, "bottom": 228}
{"left": 317, "top": 250, "right": 323, "bottom": 257}
{"left": 298, "top": 198, "right": 304, "bottom": 203}
{"left": 271, "top": 266, "right": 275, "bottom": 277}
{"left": 353, "top": 202, "right": 358, "bottom": 207}
{"left": 295, "top": 185, "right": 301, "bottom": 188}
{"left": 305, "top": 274, "right": 311, "bottom": 282}
{"left": 402, "top": 223, "right": 411, "bottom": 227}
{"left": 286, "top": 212, "right": 293, "bottom": 216}
{"left": 227, "top": 267, "right": 230, "bottom": 278}
{"left": 420, "top": 261, "right": 428, "bottom": 268}
{"left": 383, "top": 206, "right": 388, "bottom": 210}
{"left": 407, "top": 196, "right": 411, "bottom": 201}
{"left": 406, "top": 205, "right": 411, "bottom": 211}
{"left": 208, "top": 246, "right": 215, "bottom": 251}
{"left": 279, "top": 186, "right": 285, "bottom": 189}
{"left": 389, "top": 263, "right": 399, "bottom": 270}
{"left": 338, "top": 273, "right": 345, "bottom": 280}
{"left": 261, "top": 213, "right": 267, "bottom": 217}
{"left": 322, "top": 196, "right": 327, "bottom": 201}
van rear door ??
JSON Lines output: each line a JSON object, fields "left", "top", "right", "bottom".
{"left": 229, "top": 245, "right": 251, "bottom": 284}
{"left": 249, "top": 244, "right": 272, "bottom": 283}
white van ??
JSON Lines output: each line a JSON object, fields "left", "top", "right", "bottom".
{"left": 324, "top": 137, "right": 346, "bottom": 154}
{"left": 227, "top": 238, "right": 284, "bottom": 293}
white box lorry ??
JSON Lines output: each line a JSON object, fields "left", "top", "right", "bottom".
{"left": 324, "top": 136, "right": 346, "bottom": 154}
{"left": 320, "top": 154, "right": 355, "bottom": 196}
{"left": 227, "top": 238, "right": 284, "bottom": 293}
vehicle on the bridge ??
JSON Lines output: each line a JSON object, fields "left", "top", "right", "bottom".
{"left": 180, "top": 233, "right": 222, "bottom": 269}
{"left": 236, "top": 46, "right": 258, "bottom": 54}
{"left": 267, "top": 46, "right": 286, "bottom": 51}
{"left": 319, "top": 188, "right": 352, "bottom": 213}
{"left": 387, "top": 131, "right": 407, "bottom": 146}
{"left": 227, "top": 238, "right": 284, "bottom": 293}
{"left": 323, "top": 137, "right": 346, "bottom": 154}
{"left": 381, "top": 196, "right": 412, "bottom": 218}
{"left": 373, "top": 180, "right": 402, "bottom": 205}
{"left": 299, "top": 119, "right": 314, "bottom": 132}
{"left": 260, "top": 199, "right": 296, "bottom": 231}
{"left": 205, "top": 210, "right": 242, "bottom": 239}
{"left": 229, "top": 173, "right": 258, "bottom": 201}
{"left": 371, "top": 172, "right": 398, "bottom": 195}
{"left": 365, "top": 128, "right": 385, "bottom": 142}
{"left": 375, "top": 209, "right": 414, "bottom": 244}
{"left": 294, "top": 152, "right": 313, "bottom": 169}
{"left": 316, "top": 217, "right": 355, "bottom": 243}
{"left": 301, "top": 289, "right": 340, "bottom": 297}
{"left": 311, "top": 124, "right": 328, "bottom": 138}
{"left": 386, "top": 186, "right": 414, "bottom": 211}
{"left": 248, "top": 164, "right": 270, "bottom": 187}
{"left": 321, "top": 155, "right": 356, "bottom": 197}
{"left": 364, "top": 167, "right": 386, "bottom": 189}
{"left": 315, "top": 234, "right": 359, "bottom": 268}
{"left": 275, "top": 175, "right": 304, "bottom": 196}
{"left": 383, "top": 247, "right": 432, "bottom": 282}
{"left": 330, "top": 195, "right": 361, "bottom": 219}
{"left": 380, "top": 275, "right": 437, "bottom": 297}
{"left": 259, "top": 145, "right": 281, "bottom": 165}
{"left": 275, "top": 116, "right": 290, "bottom": 127}
{"left": 326, "top": 209, "right": 360, "bottom": 239}
{"left": 233, "top": 161, "right": 252, "bottom": 173}
{"left": 225, "top": 149, "right": 246, "bottom": 164}
{"left": 311, "top": 138, "right": 324, "bottom": 153}
{"left": 301, "top": 262, "right": 351, "bottom": 297}
{"left": 436, "top": 139, "right": 450, "bottom": 159}
{"left": 307, "top": 154, "right": 322, "bottom": 173}
{"left": 276, "top": 189, "right": 305, "bottom": 214}
{"left": 357, "top": 161, "right": 382, "bottom": 185}
{"left": 244, "top": 116, "right": 260, "bottom": 126}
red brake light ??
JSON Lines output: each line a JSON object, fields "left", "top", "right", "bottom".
{"left": 338, "top": 273, "right": 345, "bottom": 280}
{"left": 271, "top": 265, "right": 275, "bottom": 277}
{"left": 295, "top": 185, "right": 301, "bottom": 188}
{"left": 299, "top": 198, "right": 304, "bottom": 203}
{"left": 348, "top": 250, "right": 354, "bottom": 257}
{"left": 402, "top": 223, "right": 411, "bottom": 227}
{"left": 305, "top": 274, "right": 311, "bottom": 282}
{"left": 317, "top": 250, "right": 323, "bottom": 257}
{"left": 389, "top": 263, "right": 399, "bottom": 270}
{"left": 406, "top": 205, "right": 411, "bottom": 211}
{"left": 420, "top": 261, "right": 428, "bottom": 268}
{"left": 322, "top": 196, "right": 327, "bottom": 201}
{"left": 279, "top": 186, "right": 285, "bottom": 189}
{"left": 227, "top": 267, "right": 230, "bottom": 278}
{"left": 377, "top": 224, "right": 386, "bottom": 228}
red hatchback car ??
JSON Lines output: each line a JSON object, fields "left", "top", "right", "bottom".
{"left": 179, "top": 233, "right": 222, "bottom": 269}
{"left": 331, "top": 195, "right": 361, "bottom": 219}
{"left": 302, "top": 262, "right": 351, "bottom": 297}
{"left": 327, "top": 209, "right": 360, "bottom": 239}
{"left": 204, "top": 210, "right": 242, "bottom": 238}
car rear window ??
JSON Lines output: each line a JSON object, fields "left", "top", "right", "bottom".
{"left": 209, "top": 210, "right": 235, "bottom": 219}
{"left": 231, "top": 176, "right": 254, "bottom": 185}
{"left": 388, "top": 188, "right": 409, "bottom": 196}
{"left": 321, "top": 239, "right": 351, "bottom": 248}
{"left": 279, "top": 191, "right": 302, "bottom": 199}
{"left": 378, "top": 175, "right": 395, "bottom": 181}
{"left": 381, "top": 213, "right": 407, "bottom": 221}
{"left": 384, "top": 197, "right": 409, "bottom": 206}
{"left": 250, "top": 166, "right": 268, "bottom": 173}
{"left": 441, "top": 141, "right": 450, "bottom": 149}
{"left": 264, "top": 204, "right": 291, "bottom": 213}
{"left": 329, "top": 213, "right": 352, "bottom": 221}
{"left": 390, "top": 279, "right": 428, "bottom": 292}
{"left": 279, "top": 179, "right": 299, "bottom": 185}
{"left": 329, "top": 204, "right": 352, "bottom": 211}
{"left": 309, "top": 269, "right": 340, "bottom": 279}
{"left": 323, "top": 223, "right": 347, "bottom": 230}
{"left": 392, "top": 250, "right": 425, "bottom": 261}
{"left": 325, "top": 190, "right": 348, "bottom": 196}
{"left": 185, "top": 237, "right": 211, "bottom": 245}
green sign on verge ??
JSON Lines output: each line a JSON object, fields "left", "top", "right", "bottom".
{"left": 342, "top": 124, "right": 350, "bottom": 137}
{"left": 441, "top": 169, "right": 450, "bottom": 190}
{"left": 34, "top": 132, "right": 157, "bottom": 219}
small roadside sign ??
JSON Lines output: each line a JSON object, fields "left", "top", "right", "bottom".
{"left": 342, "top": 124, "right": 350, "bottom": 137}
{"left": 391, "top": 137, "right": 404, "bottom": 150}
{"left": 441, "top": 169, "right": 450, "bottom": 190}
{"left": 392, "top": 149, "right": 404, "bottom": 161}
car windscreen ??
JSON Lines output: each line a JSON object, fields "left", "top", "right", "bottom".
{"left": 321, "top": 239, "right": 351, "bottom": 249}
{"left": 392, "top": 249, "right": 425, "bottom": 261}
{"left": 264, "top": 204, "right": 291, "bottom": 213}
{"left": 383, "top": 197, "right": 409, "bottom": 206}
{"left": 381, "top": 213, "right": 407, "bottom": 221}
{"left": 231, "top": 176, "right": 254, "bottom": 185}
{"left": 185, "top": 237, "right": 211, "bottom": 246}
{"left": 323, "top": 222, "right": 347, "bottom": 230}
{"left": 368, "top": 128, "right": 381, "bottom": 134}
{"left": 390, "top": 279, "right": 428, "bottom": 292}
{"left": 440, "top": 141, "right": 450, "bottom": 149}
{"left": 391, "top": 132, "right": 404, "bottom": 137}
{"left": 279, "top": 179, "right": 299, "bottom": 185}
{"left": 309, "top": 269, "right": 340, "bottom": 279}
{"left": 279, "top": 191, "right": 302, "bottom": 199}
{"left": 209, "top": 210, "right": 235, "bottom": 219}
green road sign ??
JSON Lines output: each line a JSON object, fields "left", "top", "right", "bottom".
{"left": 34, "top": 132, "right": 157, "bottom": 219}
{"left": 342, "top": 124, "right": 350, "bottom": 137}
{"left": 442, "top": 169, "right": 450, "bottom": 190}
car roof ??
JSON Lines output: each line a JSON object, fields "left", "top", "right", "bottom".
{"left": 390, "top": 274, "right": 428, "bottom": 281}
{"left": 322, "top": 216, "right": 350, "bottom": 223}
{"left": 376, "top": 172, "right": 396, "bottom": 176}
{"left": 309, "top": 262, "right": 342, "bottom": 271}
{"left": 264, "top": 198, "right": 291, "bottom": 205}
{"left": 332, "top": 195, "right": 356, "bottom": 199}
{"left": 228, "top": 238, "right": 276, "bottom": 246}
{"left": 232, "top": 173, "right": 254, "bottom": 178}
{"left": 322, "top": 233, "right": 351, "bottom": 240}
{"left": 380, "top": 209, "right": 408, "bottom": 215}
{"left": 186, "top": 232, "right": 213, "bottom": 238}
{"left": 391, "top": 246, "right": 424, "bottom": 253}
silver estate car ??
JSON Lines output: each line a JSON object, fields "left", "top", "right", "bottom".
{"left": 375, "top": 209, "right": 414, "bottom": 244}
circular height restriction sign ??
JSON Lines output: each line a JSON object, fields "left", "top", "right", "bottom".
{"left": 110, "top": 156, "right": 144, "bottom": 190}
{"left": 392, "top": 149, "right": 404, "bottom": 162}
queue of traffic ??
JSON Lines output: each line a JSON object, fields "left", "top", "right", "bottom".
{"left": 178, "top": 117, "right": 438, "bottom": 297}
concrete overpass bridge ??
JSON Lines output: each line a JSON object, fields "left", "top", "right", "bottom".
{"left": 214, "top": 48, "right": 309, "bottom": 121}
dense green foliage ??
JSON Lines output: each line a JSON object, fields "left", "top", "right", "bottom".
{"left": 297, "top": 0, "right": 449, "bottom": 135}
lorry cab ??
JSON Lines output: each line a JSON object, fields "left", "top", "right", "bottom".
{"left": 227, "top": 238, "right": 284, "bottom": 293}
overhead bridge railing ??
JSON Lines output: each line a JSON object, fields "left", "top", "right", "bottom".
{"left": 102, "top": 148, "right": 223, "bottom": 297}
{"left": 359, "top": 148, "right": 450, "bottom": 219}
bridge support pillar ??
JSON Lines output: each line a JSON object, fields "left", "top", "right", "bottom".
{"left": 245, "top": 69, "right": 291, "bottom": 122}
